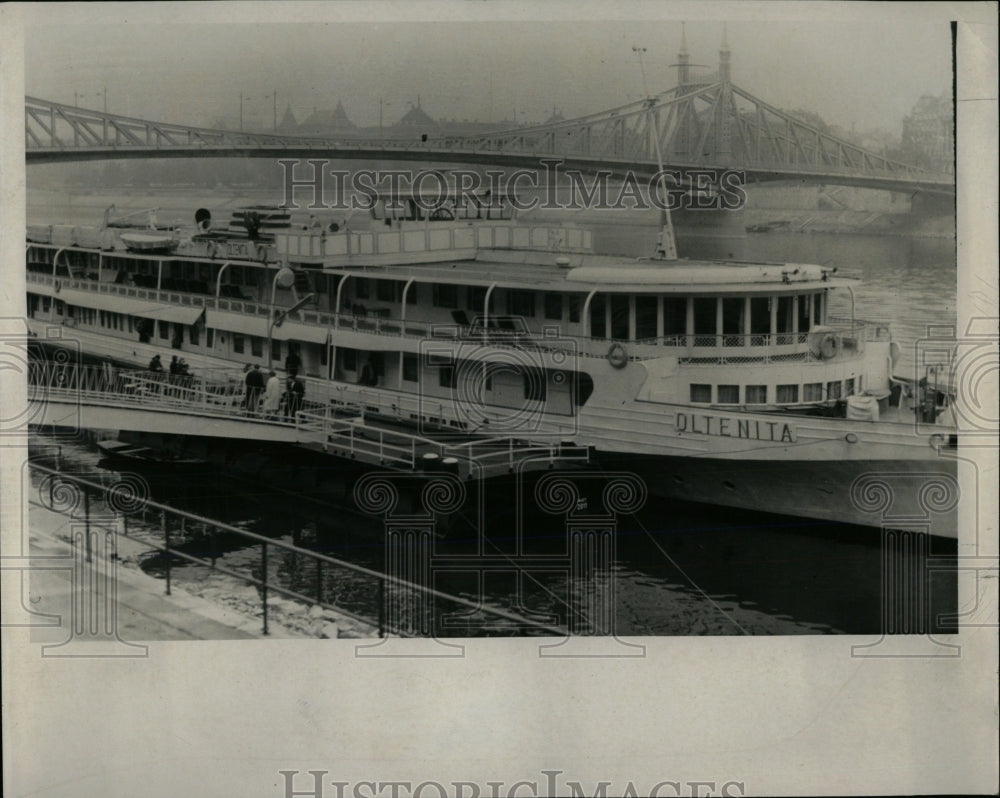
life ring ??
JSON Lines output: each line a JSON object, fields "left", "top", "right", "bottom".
{"left": 819, "top": 332, "right": 840, "bottom": 359}
{"left": 607, "top": 343, "right": 628, "bottom": 369}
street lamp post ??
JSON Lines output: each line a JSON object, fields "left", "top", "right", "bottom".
{"left": 266, "top": 267, "right": 315, "bottom": 370}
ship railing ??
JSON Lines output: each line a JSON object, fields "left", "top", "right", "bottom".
{"left": 27, "top": 361, "right": 329, "bottom": 424}
{"left": 27, "top": 462, "right": 566, "bottom": 639}
{"left": 443, "top": 436, "right": 589, "bottom": 470}
{"left": 294, "top": 408, "right": 444, "bottom": 468}
{"left": 827, "top": 316, "right": 892, "bottom": 342}
{"left": 27, "top": 269, "right": 890, "bottom": 360}
{"left": 277, "top": 222, "right": 591, "bottom": 262}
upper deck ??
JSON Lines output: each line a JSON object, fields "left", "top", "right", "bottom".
{"left": 318, "top": 251, "right": 852, "bottom": 296}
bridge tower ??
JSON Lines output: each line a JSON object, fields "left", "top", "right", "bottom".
{"left": 713, "top": 25, "right": 734, "bottom": 161}
{"left": 676, "top": 22, "right": 691, "bottom": 89}
{"left": 670, "top": 24, "right": 696, "bottom": 162}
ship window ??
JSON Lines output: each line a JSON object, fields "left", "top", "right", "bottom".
{"left": 403, "top": 353, "right": 419, "bottom": 382}
{"left": 568, "top": 295, "right": 581, "bottom": 324}
{"left": 467, "top": 285, "right": 491, "bottom": 313}
{"left": 693, "top": 297, "right": 716, "bottom": 335}
{"left": 722, "top": 297, "right": 743, "bottom": 337}
{"left": 377, "top": 280, "right": 400, "bottom": 303}
{"left": 343, "top": 348, "right": 357, "bottom": 372}
{"left": 439, "top": 365, "right": 456, "bottom": 389}
{"left": 251, "top": 337, "right": 263, "bottom": 357}
{"left": 42, "top": 297, "right": 51, "bottom": 313}
{"left": 231, "top": 265, "right": 243, "bottom": 285}
{"left": 433, "top": 283, "right": 459, "bottom": 308}
{"left": 814, "top": 294, "right": 823, "bottom": 325}
{"left": 233, "top": 335, "right": 245, "bottom": 354}
{"left": 746, "top": 385, "right": 768, "bottom": 404}
{"left": 798, "top": 295, "right": 811, "bottom": 333}
{"left": 776, "top": 296, "right": 793, "bottom": 335}
{"left": 717, "top": 384, "right": 740, "bottom": 403}
{"left": 610, "top": 295, "right": 629, "bottom": 340}
{"left": 845, "top": 378, "right": 855, "bottom": 396}
{"left": 589, "top": 295, "right": 606, "bottom": 339}
{"left": 523, "top": 368, "right": 546, "bottom": 402}
{"left": 777, "top": 384, "right": 799, "bottom": 403}
{"left": 159, "top": 321, "right": 169, "bottom": 339}
{"left": 750, "top": 297, "right": 770, "bottom": 337}
{"left": 206, "top": 329, "right": 214, "bottom": 348}
{"left": 54, "top": 300, "right": 64, "bottom": 316}
{"left": 663, "top": 297, "right": 686, "bottom": 337}
{"left": 544, "top": 293, "right": 563, "bottom": 321}
{"left": 271, "top": 339, "right": 281, "bottom": 363}
{"left": 355, "top": 279, "right": 370, "bottom": 300}
{"left": 508, "top": 290, "right": 535, "bottom": 318}
{"left": 67, "top": 305, "right": 75, "bottom": 319}
{"left": 189, "top": 325, "right": 199, "bottom": 346}
{"left": 803, "top": 382, "right": 823, "bottom": 401}
{"left": 857, "top": 376, "right": 863, "bottom": 393}
{"left": 320, "top": 345, "right": 328, "bottom": 367}
{"left": 371, "top": 352, "right": 385, "bottom": 377}
{"left": 635, "top": 296, "right": 658, "bottom": 341}
{"left": 826, "top": 380, "right": 842, "bottom": 400}
{"left": 690, "top": 384, "right": 712, "bottom": 403}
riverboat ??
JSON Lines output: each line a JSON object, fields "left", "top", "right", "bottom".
{"left": 24, "top": 194, "right": 959, "bottom": 535}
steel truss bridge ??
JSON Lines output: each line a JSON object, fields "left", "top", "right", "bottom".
{"left": 25, "top": 77, "right": 953, "bottom": 195}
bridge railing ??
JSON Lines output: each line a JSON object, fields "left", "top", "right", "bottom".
{"left": 27, "top": 461, "right": 566, "bottom": 638}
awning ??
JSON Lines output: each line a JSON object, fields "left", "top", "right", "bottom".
{"left": 205, "top": 308, "right": 269, "bottom": 338}
{"left": 58, "top": 289, "right": 205, "bottom": 325}
{"left": 205, "top": 308, "right": 329, "bottom": 344}
{"left": 272, "top": 322, "right": 329, "bottom": 345}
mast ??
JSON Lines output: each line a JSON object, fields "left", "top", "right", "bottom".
{"left": 633, "top": 46, "right": 678, "bottom": 261}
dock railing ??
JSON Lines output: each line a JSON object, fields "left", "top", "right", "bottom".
{"left": 28, "top": 462, "right": 568, "bottom": 638}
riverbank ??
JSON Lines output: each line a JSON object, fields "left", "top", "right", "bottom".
{"left": 27, "top": 497, "right": 378, "bottom": 642}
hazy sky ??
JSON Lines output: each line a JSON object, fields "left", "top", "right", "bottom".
{"left": 22, "top": 5, "right": 953, "bottom": 134}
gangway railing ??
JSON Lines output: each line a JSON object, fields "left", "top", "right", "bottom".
{"left": 28, "top": 462, "right": 568, "bottom": 638}
{"left": 295, "top": 408, "right": 443, "bottom": 468}
{"left": 28, "top": 360, "right": 347, "bottom": 426}
{"left": 28, "top": 362, "right": 589, "bottom": 475}
{"left": 443, "top": 436, "right": 591, "bottom": 472}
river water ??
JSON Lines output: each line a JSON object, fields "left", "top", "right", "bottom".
{"left": 24, "top": 187, "right": 958, "bottom": 636}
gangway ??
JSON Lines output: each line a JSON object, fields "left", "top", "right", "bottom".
{"left": 27, "top": 362, "right": 590, "bottom": 478}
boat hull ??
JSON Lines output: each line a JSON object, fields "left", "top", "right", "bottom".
{"left": 596, "top": 452, "right": 960, "bottom": 537}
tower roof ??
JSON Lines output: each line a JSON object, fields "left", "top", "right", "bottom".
{"left": 278, "top": 103, "right": 298, "bottom": 132}
{"left": 396, "top": 99, "right": 437, "bottom": 128}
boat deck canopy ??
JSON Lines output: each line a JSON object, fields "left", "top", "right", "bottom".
{"left": 58, "top": 289, "right": 205, "bottom": 324}
{"left": 321, "top": 254, "right": 852, "bottom": 293}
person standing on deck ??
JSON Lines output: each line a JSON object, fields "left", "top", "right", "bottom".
{"left": 261, "top": 370, "right": 282, "bottom": 419}
{"left": 245, "top": 364, "right": 265, "bottom": 414}
{"left": 286, "top": 375, "right": 305, "bottom": 419}
{"left": 284, "top": 343, "right": 302, "bottom": 379}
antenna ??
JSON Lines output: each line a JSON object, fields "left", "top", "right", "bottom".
{"left": 633, "top": 46, "right": 677, "bottom": 261}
